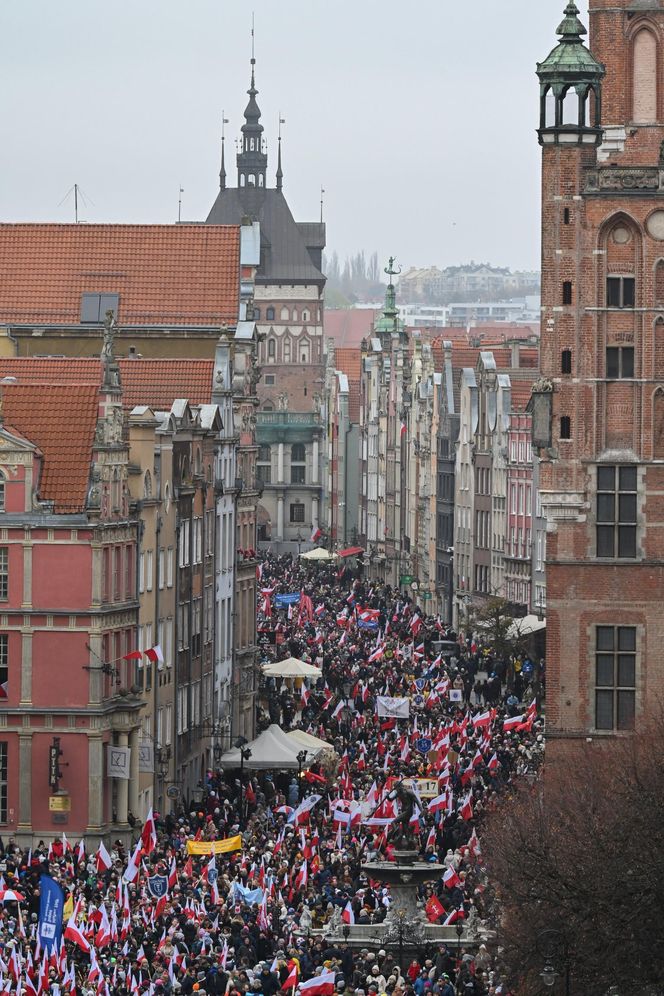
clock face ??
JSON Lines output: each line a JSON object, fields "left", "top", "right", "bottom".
{"left": 647, "top": 211, "right": 664, "bottom": 241}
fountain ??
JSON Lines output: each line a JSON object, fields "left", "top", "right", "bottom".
{"left": 325, "top": 782, "right": 488, "bottom": 957}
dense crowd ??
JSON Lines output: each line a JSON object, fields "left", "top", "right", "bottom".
{"left": 0, "top": 554, "right": 543, "bottom": 995}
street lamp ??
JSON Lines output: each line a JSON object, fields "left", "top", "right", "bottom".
{"left": 235, "top": 736, "right": 252, "bottom": 830}
{"left": 296, "top": 530, "right": 303, "bottom": 556}
{"left": 537, "top": 929, "right": 571, "bottom": 996}
{"left": 296, "top": 749, "right": 308, "bottom": 800}
{"left": 455, "top": 919, "right": 464, "bottom": 977}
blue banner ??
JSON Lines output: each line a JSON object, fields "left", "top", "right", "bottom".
{"left": 38, "top": 875, "right": 64, "bottom": 953}
{"left": 232, "top": 882, "right": 264, "bottom": 905}
{"left": 358, "top": 620, "right": 379, "bottom": 631}
{"left": 275, "top": 593, "right": 301, "bottom": 608}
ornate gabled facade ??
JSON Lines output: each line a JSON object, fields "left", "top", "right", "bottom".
{"left": 534, "top": 0, "right": 664, "bottom": 745}
{"left": 207, "top": 57, "right": 326, "bottom": 553}
{"left": 358, "top": 261, "right": 411, "bottom": 584}
{"left": 0, "top": 323, "right": 141, "bottom": 843}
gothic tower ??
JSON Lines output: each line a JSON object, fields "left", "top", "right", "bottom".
{"left": 535, "top": 0, "right": 664, "bottom": 750}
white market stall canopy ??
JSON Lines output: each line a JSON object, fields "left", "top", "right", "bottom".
{"left": 262, "top": 657, "right": 322, "bottom": 679}
{"left": 300, "top": 547, "right": 337, "bottom": 562}
{"left": 507, "top": 614, "right": 547, "bottom": 638}
{"left": 218, "top": 724, "right": 320, "bottom": 770}
{"left": 287, "top": 729, "right": 332, "bottom": 753}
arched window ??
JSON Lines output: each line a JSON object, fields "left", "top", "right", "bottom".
{"left": 291, "top": 443, "right": 306, "bottom": 462}
{"left": 544, "top": 87, "right": 555, "bottom": 127}
{"left": 266, "top": 307, "right": 275, "bottom": 321}
{"left": 656, "top": 261, "right": 664, "bottom": 306}
{"left": 240, "top": 174, "right": 246, "bottom": 187}
{"left": 267, "top": 337, "right": 275, "bottom": 361}
{"left": 248, "top": 174, "right": 256, "bottom": 187}
{"left": 292, "top": 308, "right": 298, "bottom": 322}
{"left": 280, "top": 307, "right": 289, "bottom": 321}
{"left": 561, "top": 87, "right": 579, "bottom": 125}
{"left": 300, "top": 339, "right": 310, "bottom": 364}
{"left": 654, "top": 390, "right": 664, "bottom": 458}
{"left": 258, "top": 174, "right": 264, "bottom": 187}
{"left": 633, "top": 28, "right": 657, "bottom": 123}
{"left": 250, "top": 138, "right": 255, "bottom": 151}
{"left": 0, "top": 472, "right": 5, "bottom": 512}
{"left": 253, "top": 306, "right": 261, "bottom": 320}
{"left": 655, "top": 318, "right": 664, "bottom": 380}
{"left": 283, "top": 337, "right": 291, "bottom": 363}
{"left": 302, "top": 309, "right": 310, "bottom": 322}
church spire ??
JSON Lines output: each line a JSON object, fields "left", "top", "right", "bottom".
{"left": 219, "top": 113, "right": 229, "bottom": 191}
{"left": 276, "top": 115, "right": 285, "bottom": 192}
{"left": 236, "top": 22, "right": 267, "bottom": 189}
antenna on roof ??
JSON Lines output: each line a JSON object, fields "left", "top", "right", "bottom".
{"left": 178, "top": 186, "right": 184, "bottom": 223}
{"left": 58, "top": 183, "right": 93, "bottom": 223}
{"left": 320, "top": 186, "right": 325, "bottom": 224}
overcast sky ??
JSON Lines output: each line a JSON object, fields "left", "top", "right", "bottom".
{"left": 0, "top": 0, "right": 566, "bottom": 273}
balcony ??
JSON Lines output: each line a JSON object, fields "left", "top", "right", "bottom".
{"left": 256, "top": 411, "right": 322, "bottom": 443}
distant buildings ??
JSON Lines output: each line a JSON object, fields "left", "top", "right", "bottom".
{"left": 397, "top": 263, "right": 540, "bottom": 304}
{"left": 325, "top": 267, "right": 546, "bottom": 635}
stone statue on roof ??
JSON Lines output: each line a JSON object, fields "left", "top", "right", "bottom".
{"left": 101, "top": 310, "right": 117, "bottom": 361}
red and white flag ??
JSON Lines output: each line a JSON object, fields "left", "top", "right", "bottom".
{"left": 144, "top": 646, "right": 164, "bottom": 666}
{"left": 443, "top": 866, "right": 461, "bottom": 889}
{"left": 342, "top": 901, "right": 355, "bottom": 925}
{"left": 95, "top": 841, "right": 112, "bottom": 873}
{"left": 299, "top": 970, "right": 336, "bottom": 996}
{"left": 140, "top": 807, "right": 157, "bottom": 854}
{"left": 503, "top": 714, "right": 524, "bottom": 731}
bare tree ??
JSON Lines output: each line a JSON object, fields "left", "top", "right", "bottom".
{"left": 482, "top": 715, "right": 664, "bottom": 994}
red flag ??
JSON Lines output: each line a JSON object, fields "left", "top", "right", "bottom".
{"left": 425, "top": 895, "right": 445, "bottom": 923}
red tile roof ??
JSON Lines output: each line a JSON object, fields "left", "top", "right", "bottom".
{"left": 2, "top": 384, "right": 98, "bottom": 512}
{"left": 0, "top": 224, "right": 240, "bottom": 327}
{"left": 510, "top": 381, "right": 536, "bottom": 413}
{"left": 334, "top": 348, "right": 362, "bottom": 382}
{"left": 0, "top": 357, "right": 214, "bottom": 410}
{"left": 325, "top": 309, "right": 378, "bottom": 347}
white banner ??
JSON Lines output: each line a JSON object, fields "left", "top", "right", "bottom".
{"left": 376, "top": 696, "right": 410, "bottom": 719}
{"left": 138, "top": 743, "right": 154, "bottom": 774}
{"left": 107, "top": 746, "right": 130, "bottom": 779}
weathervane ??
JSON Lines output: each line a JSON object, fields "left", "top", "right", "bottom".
{"left": 385, "top": 257, "right": 402, "bottom": 285}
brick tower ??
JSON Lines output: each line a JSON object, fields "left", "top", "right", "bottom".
{"left": 535, "top": 0, "right": 664, "bottom": 747}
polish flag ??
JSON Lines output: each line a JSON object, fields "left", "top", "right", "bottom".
{"left": 426, "top": 826, "right": 437, "bottom": 850}
{"left": 144, "top": 646, "right": 164, "bottom": 666}
{"left": 95, "top": 841, "right": 112, "bottom": 873}
{"left": 443, "top": 866, "right": 461, "bottom": 889}
{"left": 95, "top": 905, "right": 112, "bottom": 949}
{"left": 443, "top": 908, "right": 465, "bottom": 926}
{"left": 527, "top": 697, "right": 537, "bottom": 716}
{"left": 123, "top": 650, "right": 143, "bottom": 662}
{"left": 168, "top": 855, "right": 178, "bottom": 889}
{"left": 294, "top": 860, "right": 308, "bottom": 891}
{"left": 400, "top": 421, "right": 407, "bottom": 438}
{"left": 472, "top": 710, "right": 492, "bottom": 729}
{"left": 342, "top": 901, "right": 355, "bottom": 925}
{"left": 427, "top": 792, "right": 448, "bottom": 814}
{"left": 367, "top": 645, "right": 384, "bottom": 664}
{"left": 300, "top": 685, "right": 310, "bottom": 708}
{"left": 503, "top": 714, "right": 525, "bottom": 731}
{"left": 64, "top": 906, "right": 90, "bottom": 953}
{"left": 299, "top": 971, "right": 337, "bottom": 996}
{"left": 310, "top": 527, "right": 322, "bottom": 543}
{"left": 471, "top": 749, "right": 484, "bottom": 769}
{"left": 488, "top": 753, "right": 499, "bottom": 772}
{"left": 75, "top": 839, "right": 86, "bottom": 865}
{"left": 282, "top": 964, "right": 299, "bottom": 991}
{"left": 459, "top": 791, "right": 474, "bottom": 821}
{"left": 410, "top": 614, "right": 422, "bottom": 636}
{"left": 140, "top": 807, "right": 158, "bottom": 854}
{"left": 359, "top": 608, "right": 380, "bottom": 622}
{"left": 122, "top": 840, "right": 142, "bottom": 883}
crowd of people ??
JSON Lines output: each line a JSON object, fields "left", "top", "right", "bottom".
{"left": 0, "top": 554, "right": 543, "bottom": 995}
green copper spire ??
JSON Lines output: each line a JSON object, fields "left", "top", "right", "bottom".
{"left": 537, "top": 1, "right": 604, "bottom": 83}
{"left": 374, "top": 257, "right": 406, "bottom": 341}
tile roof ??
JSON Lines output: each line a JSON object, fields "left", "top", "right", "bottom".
{"left": 325, "top": 309, "right": 378, "bottom": 347}
{"left": 0, "top": 224, "right": 240, "bottom": 327}
{"left": 2, "top": 384, "right": 98, "bottom": 512}
{"left": 509, "top": 380, "right": 536, "bottom": 413}
{"left": 334, "top": 348, "right": 362, "bottom": 382}
{"left": 0, "top": 358, "right": 214, "bottom": 410}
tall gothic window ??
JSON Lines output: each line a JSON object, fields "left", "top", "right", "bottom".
{"left": 633, "top": 29, "right": 657, "bottom": 123}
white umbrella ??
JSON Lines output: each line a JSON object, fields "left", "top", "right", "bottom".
{"left": 300, "top": 547, "right": 336, "bottom": 562}
{"left": 262, "top": 656, "right": 323, "bottom": 678}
